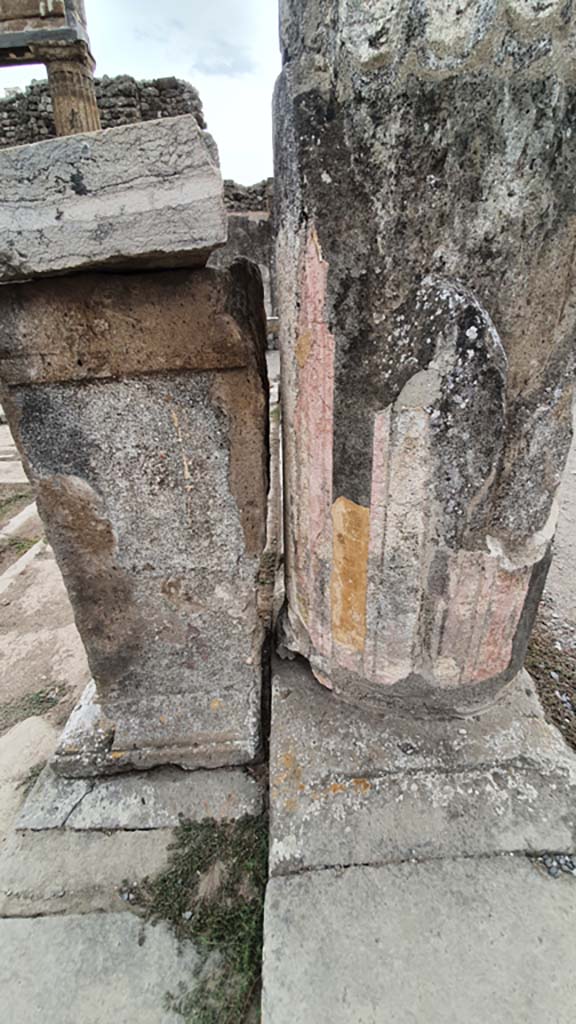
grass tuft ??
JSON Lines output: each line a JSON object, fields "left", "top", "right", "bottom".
{"left": 17, "top": 759, "right": 48, "bottom": 797}
{"left": 0, "top": 488, "right": 33, "bottom": 524}
{"left": 0, "top": 685, "right": 67, "bottom": 734}
{"left": 2, "top": 537, "right": 37, "bottom": 557}
{"left": 133, "top": 815, "right": 268, "bottom": 1024}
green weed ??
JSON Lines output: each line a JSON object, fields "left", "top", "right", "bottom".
{"left": 134, "top": 815, "right": 268, "bottom": 1024}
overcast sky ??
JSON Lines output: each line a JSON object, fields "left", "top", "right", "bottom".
{"left": 1, "top": 0, "right": 280, "bottom": 184}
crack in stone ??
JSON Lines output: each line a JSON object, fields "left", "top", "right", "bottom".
{"left": 60, "top": 782, "right": 95, "bottom": 827}
{"left": 270, "top": 847, "right": 576, "bottom": 881}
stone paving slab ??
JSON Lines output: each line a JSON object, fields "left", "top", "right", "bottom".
{"left": 17, "top": 764, "right": 263, "bottom": 831}
{"left": 0, "top": 500, "right": 40, "bottom": 540}
{"left": 0, "top": 913, "right": 200, "bottom": 1024}
{"left": 0, "top": 543, "right": 90, "bottom": 715}
{"left": 269, "top": 657, "right": 576, "bottom": 875}
{"left": 0, "top": 717, "right": 60, "bottom": 841}
{"left": 263, "top": 856, "right": 576, "bottom": 1024}
{"left": 0, "top": 829, "right": 173, "bottom": 917}
{"left": 0, "top": 424, "right": 27, "bottom": 484}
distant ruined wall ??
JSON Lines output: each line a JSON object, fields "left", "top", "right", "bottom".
{"left": 223, "top": 178, "right": 274, "bottom": 213}
{"left": 0, "top": 75, "right": 205, "bottom": 148}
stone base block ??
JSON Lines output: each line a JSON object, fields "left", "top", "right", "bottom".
{"left": 0, "top": 263, "right": 269, "bottom": 780}
{"left": 51, "top": 681, "right": 261, "bottom": 777}
{"left": 269, "top": 656, "right": 576, "bottom": 876}
{"left": 17, "top": 759, "right": 263, "bottom": 830}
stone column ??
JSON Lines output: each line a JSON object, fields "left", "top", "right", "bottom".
{"left": 275, "top": 1, "right": 576, "bottom": 715}
{"left": 0, "top": 116, "right": 269, "bottom": 776}
{"left": 46, "top": 53, "right": 101, "bottom": 135}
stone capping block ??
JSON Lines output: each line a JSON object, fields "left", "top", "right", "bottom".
{"left": 16, "top": 764, "right": 264, "bottom": 832}
{"left": 0, "top": 262, "right": 268, "bottom": 386}
{"left": 269, "top": 657, "right": 576, "bottom": 876}
{"left": 0, "top": 114, "right": 227, "bottom": 282}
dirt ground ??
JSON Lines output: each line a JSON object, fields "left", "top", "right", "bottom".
{"left": 0, "top": 483, "right": 41, "bottom": 574}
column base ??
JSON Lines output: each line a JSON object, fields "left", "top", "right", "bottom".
{"left": 52, "top": 681, "right": 261, "bottom": 778}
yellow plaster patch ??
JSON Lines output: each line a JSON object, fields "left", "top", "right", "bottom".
{"left": 296, "top": 330, "right": 313, "bottom": 369}
{"left": 331, "top": 496, "right": 370, "bottom": 651}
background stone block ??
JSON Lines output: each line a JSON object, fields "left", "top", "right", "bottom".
{"left": 0, "top": 114, "right": 226, "bottom": 282}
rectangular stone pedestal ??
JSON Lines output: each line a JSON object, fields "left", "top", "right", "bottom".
{"left": 269, "top": 657, "right": 576, "bottom": 875}
{"left": 264, "top": 655, "right": 576, "bottom": 1022}
{"left": 0, "top": 263, "right": 269, "bottom": 776}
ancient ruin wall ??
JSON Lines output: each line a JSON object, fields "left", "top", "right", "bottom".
{"left": 0, "top": 74, "right": 205, "bottom": 148}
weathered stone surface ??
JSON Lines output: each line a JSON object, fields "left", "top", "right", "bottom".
{"left": 17, "top": 764, "right": 263, "bottom": 831}
{"left": 0, "top": 264, "right": 268, "bottom": 386}
{"left": 0, "top": 0, "right": 86, "bottom": 38}
{"left": 275, "top": 0, "right": 576, "bottom": 713}
{"left": 269, "top": 657, "right": 576, "bottom": 876}
{"left": 0, "top": 828, "right": 173, "bottom": 916}
{"left": 0, "top": 914, "right": 201, "bottom": 1024}
{"left": 15, "top": 768, "right": 90, "bottom": 830}
{"left": 0, "top": 716, "right": 60, "bottom": 840}
{"left": 263, "top": 857, "right": 576, "bottom": 1024}
{"left": 0, "top": 114, "right": 226, "bottom": 282}
{"left": 0, "top": 263, "right": 269, "bottom": 775}
{"left": 209, "top": 211, "right": 276, "bottom": 318}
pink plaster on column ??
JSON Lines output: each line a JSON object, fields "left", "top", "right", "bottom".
{"left": 432, "top": 550, "right": 531, "bottom": 687}
{"left": 471, "top": 561, "right": 531, "bottom": 681}
{"left": 432, "top": 551, "right": 495, "bottom": 686}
